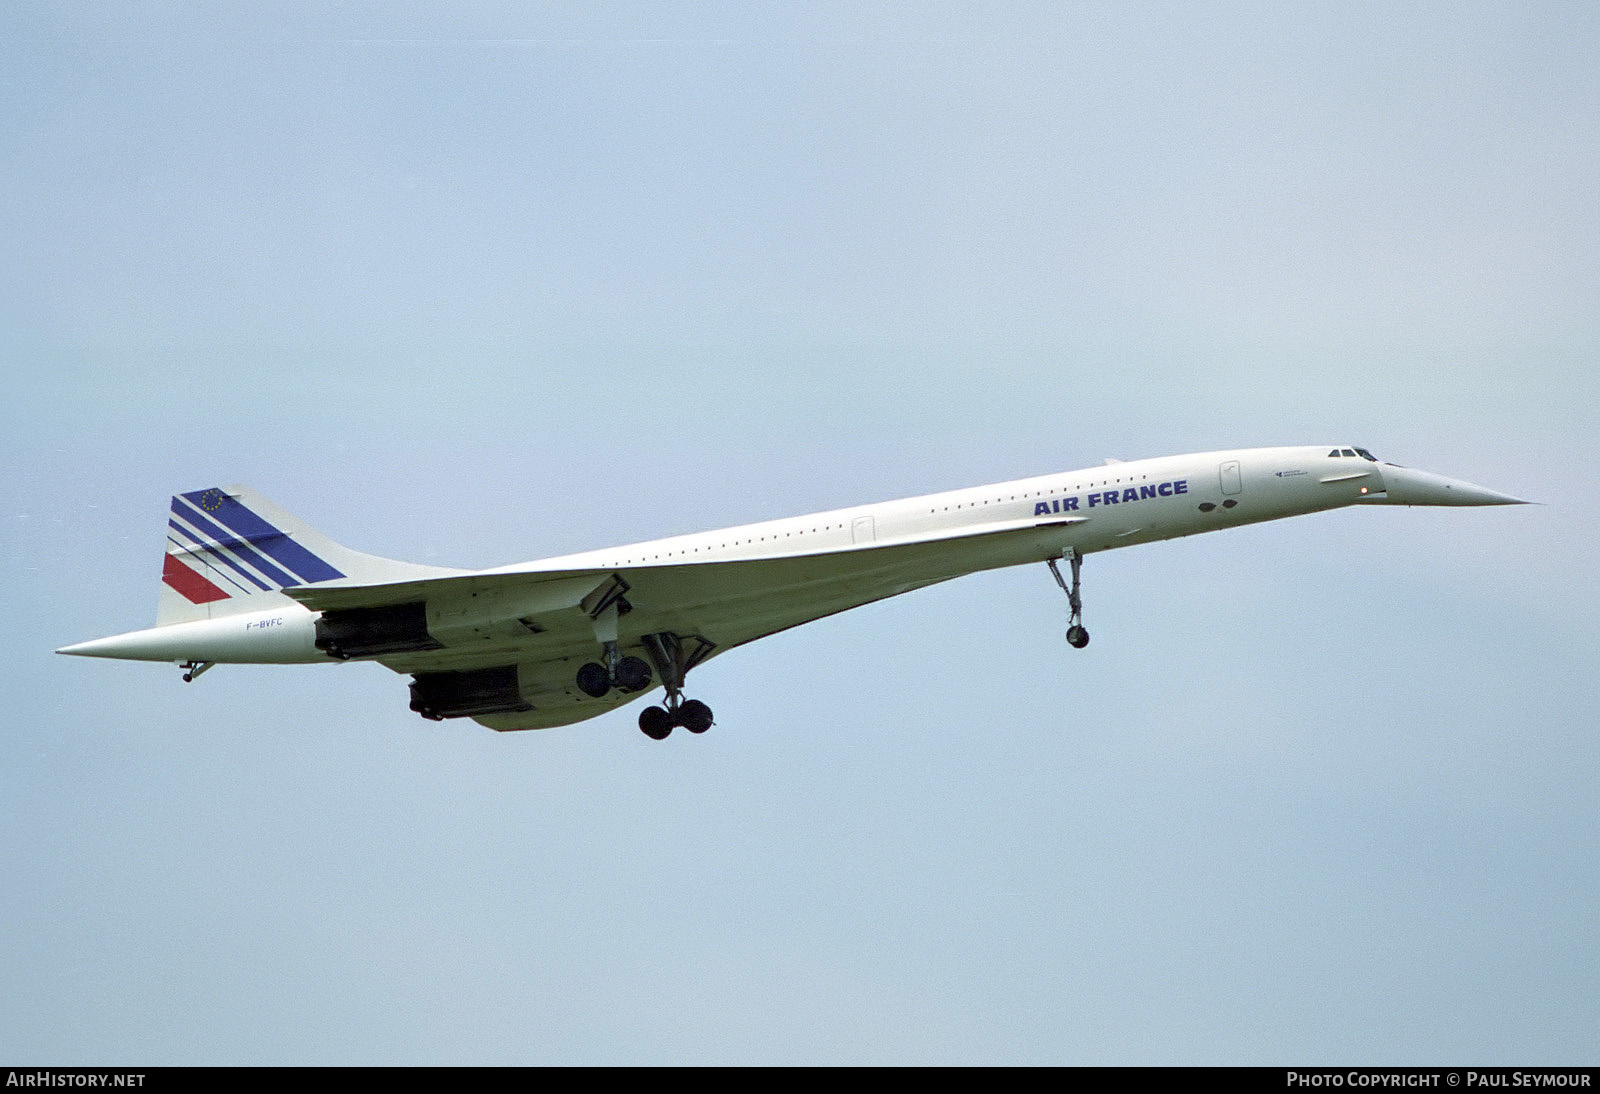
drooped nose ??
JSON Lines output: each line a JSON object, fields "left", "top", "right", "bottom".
{"left": 1370, "top": 464, "right": 1529, "bottom": 506}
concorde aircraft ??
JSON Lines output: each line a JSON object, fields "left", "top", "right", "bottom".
{"left": 58, "top": 446, "right": 1524, "bottom": 739}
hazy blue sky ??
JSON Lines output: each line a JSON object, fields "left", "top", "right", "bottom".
{"left": 4, "top": 3, "right": 1596, "bottom": 1064}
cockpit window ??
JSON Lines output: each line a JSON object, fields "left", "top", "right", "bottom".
{"left": 1354, "top": 448, "right": 1377, "bottom": 461}
{"left": 1330, "top": 447, "right": 1380, "bottom": 460}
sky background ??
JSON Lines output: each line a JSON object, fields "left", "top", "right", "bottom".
{"left": 3, "top": 2, "right": 1596, "bottom": 1065}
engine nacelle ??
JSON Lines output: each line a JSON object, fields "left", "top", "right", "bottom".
{"left": 408, "top": 665, "right": 532, "bottom": 720}
{"left": 315, "top": 602, "right": 444, "bottom": 660}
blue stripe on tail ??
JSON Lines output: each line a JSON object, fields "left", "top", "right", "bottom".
{"left": 179, "top": 489, "right": 346, "bottom": 583}
{"left": 170, "top": 498, "right": 303, "bottom": 588}
{"left": 166, "top": 521, "right": 272, "bottom": 593}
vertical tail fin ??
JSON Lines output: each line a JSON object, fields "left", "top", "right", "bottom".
{"left": 158, "top": 486, "right": 462, "bottom": 625}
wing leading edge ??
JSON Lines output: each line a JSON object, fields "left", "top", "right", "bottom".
{"left": 282, "top": 516, "right": 1088, "bottom": 730}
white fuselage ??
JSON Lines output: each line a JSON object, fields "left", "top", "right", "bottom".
{"left": 496, "top": 445, "right": 1370, "bottom": 573}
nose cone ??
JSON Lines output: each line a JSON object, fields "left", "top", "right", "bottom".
{"left": 1371, "top": 465, "right": 1529, "bottom": 506}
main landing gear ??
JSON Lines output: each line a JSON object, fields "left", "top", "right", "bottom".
{"left": 1048, "top": 550, "right": 1090, "bottom": 649}
{"left": 637, "top": 697, "right": 712, "bottom": 741}
{"left": 574, "top": 630, "right": 717, "bottom": 741}
{"left": 635, "top": 632, "right": 716, "bottom": 741}
{"left": 575, "top": 652, "right": 652, "bottom": 698}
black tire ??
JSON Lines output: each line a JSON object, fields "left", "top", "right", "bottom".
{"left": 1066, "top": 625, "right": 1090, "bottom": 649}
{"left": 677, "top": 699, "right": 714, "bottom": 734}
{"left": 614, "top": 655, "right": 653, "bottom": 693}
{"left": 639, "top": 705, "right": 674, "bottom": 740}
{"left": 576, "top": 661, "right": 611, "bottom": 698}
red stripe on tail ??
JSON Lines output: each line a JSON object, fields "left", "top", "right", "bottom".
{"left": 163, "top": 553, "right": 231, "bottom": 605}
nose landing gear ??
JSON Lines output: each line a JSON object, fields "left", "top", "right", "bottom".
{"left": 1048, "top": 550, "right": 1090, "bottom": 649}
